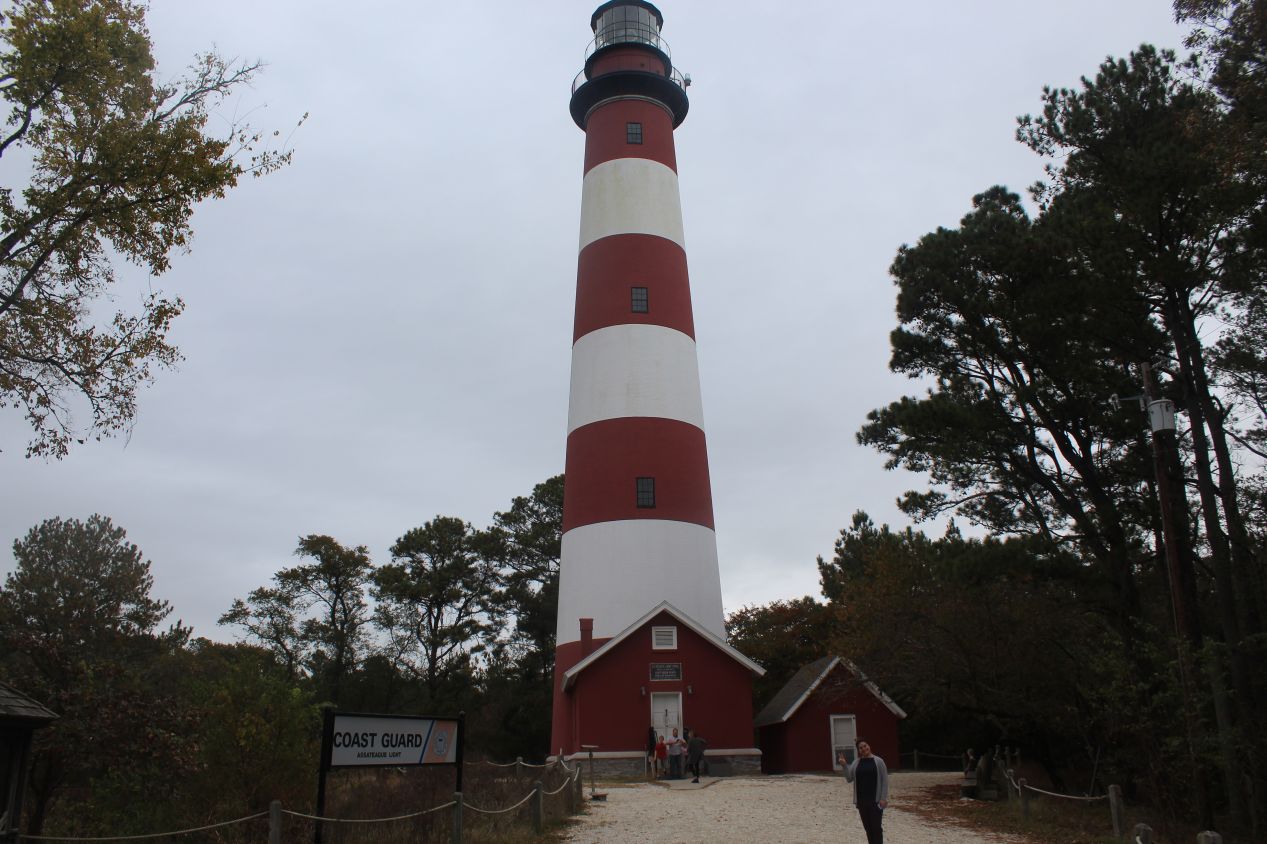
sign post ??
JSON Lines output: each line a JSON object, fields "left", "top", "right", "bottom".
{"left": 313, "top": 710, "right": 464, "bottom": 844}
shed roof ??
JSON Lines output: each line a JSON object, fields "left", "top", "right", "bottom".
{"left": 0, "top": 682, "right": 58, "bottom": 726}
{"left": 753, "top": 656, "right": 906, "bottom": 728}
{"left": 562, "top": 601, "right": 765, "bottom": 690}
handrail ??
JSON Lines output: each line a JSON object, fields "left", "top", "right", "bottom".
{"left": 572, "top": 64, "right": 688, "bottom": 96}
{"left": 584, "top": 27, "right": 671, "bottom": 62}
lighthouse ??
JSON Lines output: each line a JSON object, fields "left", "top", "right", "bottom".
{"left": 551, "top": 0, "right": 763, "bottom": 776}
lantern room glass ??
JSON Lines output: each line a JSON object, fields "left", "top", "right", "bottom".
{"left": 594, "top": 4, "right": 662, "bottom": 50}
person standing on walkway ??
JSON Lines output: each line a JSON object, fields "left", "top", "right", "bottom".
{"left": 686, "top": 728, "right": 708, "bottom": 783}
{"left": 839, "top": 738, "right": 888, "bottom": 844}
{"left": 667, "top": 727, "right": 685, "bottom": 779}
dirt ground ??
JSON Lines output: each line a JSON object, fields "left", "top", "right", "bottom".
{"left": 561, "top": 771, "right": 1027, "bottom": 844}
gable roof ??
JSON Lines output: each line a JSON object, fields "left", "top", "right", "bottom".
{"left": 562, "top": 601, "right": 765, "bottom": 689}
{"left": 0, "top": 682, "right": 59, "bottom": 726}
{"left": 753, "top": 656, "right": 906, "bottom": 727}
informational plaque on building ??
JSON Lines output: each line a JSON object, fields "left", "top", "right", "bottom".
{"left": 649, "top": 662, "right": 682, "bottom": 681}
{"left": 326, "top": 713, "right": 460, "bottom": 768}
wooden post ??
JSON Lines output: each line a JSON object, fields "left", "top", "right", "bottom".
{"left": 566, "top": 769, "right": 576, "bottom": 815}
{"left": 574, "top": 766, "right": 583, "bottom": 809}
{"left": 1247, "top": 774, "right": 1260, "bottom": 841}
{"left": 313, "top": 708, "right": 333, "bottom": 844}
{"left": 515, "top": 756, "right": 523, "bottom": 777}
{"left": 1108, "top": 784, "right": 1124, "bottom": 838}
{"left": 1196, "top": 833, "right": 1223, "bottom": 844}
{"left": 913, "top": 750, "right": 920, "bottom": 771}
{"left": 1132, "top": 823, "right": 1153, "bottom": 843}
{"left": 451, "top": 792, "right": 463, "bottom": 844}
{"left": 268, "top": 801, "right": 282, "bottom": 844}
{"left": 1019, "top": 778, "right": 1029, "bottom": 819}
{"left": 532, "top": 781, "right": 543, "bottom": 833}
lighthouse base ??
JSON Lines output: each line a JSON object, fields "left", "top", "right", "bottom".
{"left": 549, "top": 602, "right": 765, "bottom": 768}
{"left": 553, "top": 748, "right": 763, "bottom": 779}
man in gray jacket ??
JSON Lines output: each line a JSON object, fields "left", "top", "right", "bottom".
{"left": 839, "top": 738, "right": 888, "bottom": 844}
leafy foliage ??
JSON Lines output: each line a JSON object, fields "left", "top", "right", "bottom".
{"left": 486, "top": 474, "right": 563, "bottom": 681}
{"left": 372, "top": 517, "right": 501, "bottom": 708}
{"left": 859, "top": 186, "right": 1162, "bottom": 618}
{"left": 0, "top": 515, "right": 192, "bottom": 834}
{"left": 0, "top": 0, "right": 297, "bottom": 457}
{"left": 219, "top": 535, "right": 373, "bottom": 706}
{"left": 725, "top": 596, "right": 835, "bottom": 707}
{"left": 853, "top": 17, "right": 1267, "bottom": 830}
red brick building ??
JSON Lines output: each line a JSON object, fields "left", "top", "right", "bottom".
{"left": 755, "top": 656, "right": 905, "bottom": 774}
{"left": 554, "top": 602, "right": 764, "bottom": 775}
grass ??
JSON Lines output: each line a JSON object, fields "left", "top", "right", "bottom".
{"left": 902, "top": 782, "right": 1253, "bottom": 844}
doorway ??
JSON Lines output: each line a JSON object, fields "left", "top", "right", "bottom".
{"left": 830, "top": 714, "right": 857, "bottom": 770}
{"left": 650, "top": 692, "right": 682, "bottom": 742}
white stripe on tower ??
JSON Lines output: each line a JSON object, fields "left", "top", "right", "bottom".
{"left": 567, "top": 324, "right": 705, "bottom": 433}
{"left": 558, "top": 520, "right": 724, "bottom": 641}
{"left": 578, "top": 158, "right": 685, "bottom": 250}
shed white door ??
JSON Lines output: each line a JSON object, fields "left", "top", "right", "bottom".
{"left": 830, "top": 714, "right": 857, "bottom": 771}
{"left": 651, "top": 692, "right": 682, "bottom": 740}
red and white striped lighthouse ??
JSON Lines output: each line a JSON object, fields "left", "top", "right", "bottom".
{"left": 551, "top": 1, "right": 763, "bottom": 774}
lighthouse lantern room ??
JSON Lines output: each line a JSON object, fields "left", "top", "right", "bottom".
{"left": 551, "top": 0, "right": 763, "bottom": 776}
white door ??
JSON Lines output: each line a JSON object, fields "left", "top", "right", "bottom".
{"left": 830, "top": 714, "right": 857, "bottom": 771}
{"left": 650, "top": 692, "right": 682, "bottom": 740}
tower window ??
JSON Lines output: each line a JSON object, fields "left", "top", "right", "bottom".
{"left": 626, "top": 122, "right": 643, "bottom": 144}
{"left": 636, "top": 477, "right": 656, "bottom": 508}
{"left": 631, "top": 286, "right": 649, "bottom": 313}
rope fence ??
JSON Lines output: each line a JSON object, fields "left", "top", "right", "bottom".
{"left": 464, "top": 791, "right": 535, "bottom": 815}
{"left": 898, "top": 749, "right": 963, "bottom": 771}
{"left": 477, "top": 756, "right": 571, "bottom": 771}
{"left": 16, "top": 759, "right": 586, "bottom": 844}
{"left": 15, "top": 813, "right": 268, "bottom": 841}
{"left": 541, "top": 779, "right": 572, "bottom": 797}
{"left": 16, "top": 751, "right": 1233, "bottom": 844}
{"left": 948, "top": 748, "right": 1228, "bottom": 842}
{"left": 977, "top": 756, "right": 1125, "bottom": 838}
{"left": 281, "top": 802, "right": 457, "bottom": 822}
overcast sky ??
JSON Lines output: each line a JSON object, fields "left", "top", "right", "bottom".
{"left": 1, "top": 1, "right": 1191, "bottom": 639}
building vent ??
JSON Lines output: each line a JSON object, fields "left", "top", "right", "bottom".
{"left": 652, "top": 626, "right": 677, "bottom": 650}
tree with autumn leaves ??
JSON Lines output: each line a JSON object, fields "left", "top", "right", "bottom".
{"left": 0, "top": 0, "right": 297, "bottom": 457}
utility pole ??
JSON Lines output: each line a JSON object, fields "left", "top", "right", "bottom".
{"left": 1138, "top": 363, "right": 1214, "bottom": 830}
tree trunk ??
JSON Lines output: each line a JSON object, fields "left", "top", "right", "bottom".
{"left": 1165, "top": 292, "right": 1251, "bottom": 825}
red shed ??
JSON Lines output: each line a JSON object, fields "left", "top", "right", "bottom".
{"left": 555, "top": 601, "right": 764, "bottom": 776}
{"left": 755, "top": 656, "right": 906, "bottom": 774}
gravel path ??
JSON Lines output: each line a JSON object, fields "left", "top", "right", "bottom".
{"left": 562, "top": 771, "right": 1023, "bottom": 844}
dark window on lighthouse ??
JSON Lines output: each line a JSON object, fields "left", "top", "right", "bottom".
{"left": 626, "top": 122, "right": 643, "bottom": 144}
{"left": 631, "top": 286, "right": 649, "bottom": 313}
{"left": 636, "top": 477, "right": 656, "bottom": 508}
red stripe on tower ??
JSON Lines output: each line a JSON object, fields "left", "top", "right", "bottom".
{"left": 574, "top": 235, "right": 694, "bottom": 340}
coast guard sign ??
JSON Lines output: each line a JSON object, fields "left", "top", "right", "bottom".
{"left": 324, "top": 712, "right": 461, "bottom": 768}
